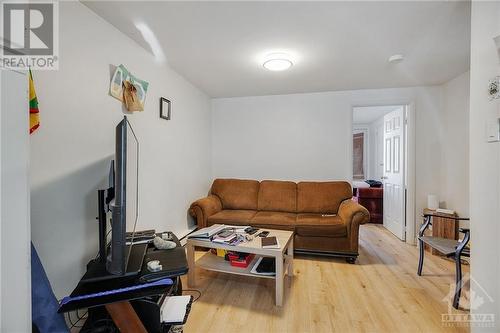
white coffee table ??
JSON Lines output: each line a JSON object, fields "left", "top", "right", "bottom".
{"left": 186, "top": 226, "right": 294, "bottom": 306}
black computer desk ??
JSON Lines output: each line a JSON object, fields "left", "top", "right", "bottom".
{"left": 59, "top": 233, "right": 188, "bottom": 333}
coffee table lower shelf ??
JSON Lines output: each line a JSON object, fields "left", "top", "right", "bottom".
{"left": 196, "top": 252, "right": 280, "bottom": 279}
{"left": 186, "top": 227, "right": 294, "bottom": 306}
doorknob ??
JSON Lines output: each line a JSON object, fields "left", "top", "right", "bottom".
{"left": 381, "top": 176, "right": 388, "bottom": 179}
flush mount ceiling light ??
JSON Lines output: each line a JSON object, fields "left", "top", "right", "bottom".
{"left": 263, "top": 53, "right": 293, "bottom": 71}
{"left": 388, "top": 54, "right": 404, "bottom": 64}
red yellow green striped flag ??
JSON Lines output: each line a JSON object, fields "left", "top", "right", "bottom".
{"left": 29, "top": 69, "right": 40, "bottom": 134}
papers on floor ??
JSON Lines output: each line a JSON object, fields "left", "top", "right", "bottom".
{"left": 160, "top": 295, "right": 193, "bottom": 324}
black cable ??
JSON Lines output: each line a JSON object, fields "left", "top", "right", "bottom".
{"left": 67, "top": 312, "right": 81, "bottom": 329}
{"left": 66, "top": 309, "right": 87, "bottom": 329}
{"left": 182, "top": 289, "right": 202, "bottom": 302}
{"left": 76, "top": 309, "right": 88, "bottom": 322}
{"left": 66, "top": 312, "right": 75, "bottom": 328}
{"left": 94, "top": 229, "right": 112, "bottom": 260}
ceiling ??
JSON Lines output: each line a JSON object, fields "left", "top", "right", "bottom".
{"left": 83, "top": 1, "right": 471, "bottom": 98}
{"left": 353, "top": 105, "right": 401, "bottom": 125}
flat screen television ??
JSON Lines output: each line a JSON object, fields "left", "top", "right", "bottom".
{"left": 106, "top": 116, "right": 142, "bottom": 276}
{"left": 81, "top": 116, "right": 144, "bottom": 282}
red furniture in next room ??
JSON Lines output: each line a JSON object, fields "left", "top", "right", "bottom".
{"left": 355, "top": 187, "right": 383, "bottom": 224}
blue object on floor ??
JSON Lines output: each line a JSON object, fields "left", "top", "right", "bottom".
{"left": 31, "top": 243, "right": 69, "bottom": 333}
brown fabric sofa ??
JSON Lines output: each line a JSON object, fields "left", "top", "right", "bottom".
{"left": 189, "top": 179, "right": 370, "bottom": 262}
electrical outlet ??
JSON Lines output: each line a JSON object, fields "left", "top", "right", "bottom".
{"left": 494, "top": 35, "right": 500, "bottom": 63}
{"left": 487, "top": 118, "right": 500, "bottom": 142}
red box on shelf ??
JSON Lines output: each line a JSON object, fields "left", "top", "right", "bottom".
{"left": 228, "top": 253, "right": 255, "bottom": 268}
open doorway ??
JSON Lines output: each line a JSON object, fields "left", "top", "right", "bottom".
{"left": 352, "top": 105, "right": 410, "bottom": 241}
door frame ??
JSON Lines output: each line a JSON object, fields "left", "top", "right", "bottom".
{"left": 351, "top": 102, "right": 416, "bottom": 245}
{"left": 0, "top": 69, "right": 31, "bottom": 332}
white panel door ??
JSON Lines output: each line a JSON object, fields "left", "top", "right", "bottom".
{"left": 383, "top": 107, "right": 405, "bottom": 240}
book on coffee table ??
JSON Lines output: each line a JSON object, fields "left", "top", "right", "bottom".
{"left": 187, "top": 224, "right": 226, "bottom": 239}
{"left": 261, "top": 236, "right": 280, "bottom": 249}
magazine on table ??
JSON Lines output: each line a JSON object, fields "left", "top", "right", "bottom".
{"left": 187, "top": 224, "right": 227, "bottom": 239}
{"left": 187, "top": 224, "right": 250, "bottom": 240}
{"left": 212, "top": 230, "right": 238, "bottom": 243}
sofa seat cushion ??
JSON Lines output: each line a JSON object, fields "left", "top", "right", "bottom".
{"left": 207, "top": 210, "right": 257, "bottom": 225}
{"left": 295, "top": 214, "right": 347, "bottom": 238}
{"left": 251, "top": 211, "right": 296, "bottom": 230}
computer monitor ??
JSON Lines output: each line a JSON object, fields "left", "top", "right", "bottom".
{"left": 106, "top": 116, "right": 141, "bottom": 276}
{"left": 81, "top": 116, "right": 145, "bottom": 282}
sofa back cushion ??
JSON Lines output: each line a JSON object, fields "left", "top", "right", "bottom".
{"left": 210, "top": 179, "right": 260, "bottom": 210}
{"left": 258, "top": 180, "right": 297, "bottom": 213}
{"left": 297, "top": 181, "right": 352, "bottom": 214}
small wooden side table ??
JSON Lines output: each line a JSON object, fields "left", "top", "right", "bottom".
{"left": 423, "top": 208, "right": 458, "bottom": 256}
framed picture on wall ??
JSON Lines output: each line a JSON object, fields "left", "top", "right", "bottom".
{"left": 160, "top": 97, "right": 171, "bottom": 120}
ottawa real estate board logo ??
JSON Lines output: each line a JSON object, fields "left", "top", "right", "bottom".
{"left": 442, "top": 275, "right": 495, "bottom": 328}
{"left": 1, "top": 1, "right": 59, "bottom": 70}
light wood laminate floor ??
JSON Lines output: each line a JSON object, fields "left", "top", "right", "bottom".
{"left": 182, "top": 224, "right": 470, "bottom": 333}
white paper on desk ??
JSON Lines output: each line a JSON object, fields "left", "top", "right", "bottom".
{"left": 160, "top": 296, "right": 191, "bottom": 324}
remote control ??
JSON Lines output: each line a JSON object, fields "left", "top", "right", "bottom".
{"left": 245, "top": 227, "right": 259, "bottom": 235}
{"left": 257, "top": 231, "right": 269, "bottom": 237}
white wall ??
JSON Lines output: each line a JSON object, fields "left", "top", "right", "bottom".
{"left": 212, "top": 86, "right": 446, "bottom": 228}
{"left": 30, "top": 2, "right": 211, "bottom": 298}
{"left": 441, "top": 71, "right": 470, "bottom": 217}
{"left": 469, "top": 2, "right": 500, "bottom": 330}
{"left": 213, "top": 92, "right": 353, "bottom": 181}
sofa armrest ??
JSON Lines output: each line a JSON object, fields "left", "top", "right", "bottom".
{"left": 338, "top": 199, "right": 370, "bottom": 233}
{"left": 189, "top": 195, "right": 222, "bottom": 228}
{"left": 338, "top": 199, "right": 369, "bottom": 254}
